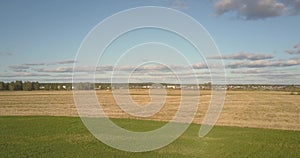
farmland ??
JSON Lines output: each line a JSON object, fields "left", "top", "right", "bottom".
{"left": 0, "top": 90, "right": 299, "bottom": 130}
{"left": 0, "top": 90, "right": 299, "bottom": 157}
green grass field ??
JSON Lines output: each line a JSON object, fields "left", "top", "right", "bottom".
{"left": 1, "top": 116, "right": 299, "bottom": 158}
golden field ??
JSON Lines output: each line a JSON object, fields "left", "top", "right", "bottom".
{"left": 0, "top": 90, "right": 299, "bottom": 130}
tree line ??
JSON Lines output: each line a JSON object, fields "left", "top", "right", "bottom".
{"left": 1, "top": 81, "right": 300, "bottom": 92}
{"left": 0, "top": 81, "right": 40, "bottom": 91}
{"left": 0, "top": 81, "right": 100, "bottom": 91}
{"left": 0, "top": 81, "right": 191, "bottom": 91}
{"left": 0, "top": 81, "right": 74, "bottom": 91}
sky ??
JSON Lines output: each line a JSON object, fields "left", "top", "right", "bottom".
{"left": 0, "top": 0, "right": 299, "bottom": 84}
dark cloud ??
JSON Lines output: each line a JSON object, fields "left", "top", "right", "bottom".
{"left": 0, "top": 72, "right": 50, "bottom": 78}
{"left": 35, "top": 67, "right": 74, "bottom": 73}
{"left": 256, "top": 72, "right": 300, "bottom": 79}
{"left": 192, "top": 63, "right": 224, "bottom": 69}
{"left": 56, "top": 60, "right": 76, "bottom": 64}
{"left": 290, "top": 56, "right": 300, "bottom": 60}
{"left": 9, "top": 65, "right": 30, "bottom": 69}
{"left": 285, "top": 43, "right": 300, "bottom": 54}
{"left": 34, "top": 65, "right": 189, "bottom": 74}
{"left": 231, "top": 69, "right": 269, "bottom": 74}
{"left": 35, "top": 65, "right": 113, "bottom": 73}
{"left": 8, "top": 63, "right": 46, "bottom": 73}
{"left": 214, "top": 0, "right": 285, "bottom": 20}
{"left": 171, "top": 0, "right": 188, "bottom": 10}
{"left": 22, "top": 63, "right": 46, "bottom": 66}
{"left": 227, "top": 59, "right": 300, "bottom": 68}
{"left": 213, "top": 0, "right": 300, "bottom": 20}
{"left": 97, "top": 65, "right": 114, "bottom": 71}
{"left": 209, "top": 52, "right": 274, "bottom": 60}
{"left": 0, "top": 52, "right": 13, "bottom": 56}
{"left": 109, "top": 65, "right": 186, "bottom": 72}
{"left": 8, "top": 60, "right": 76, "bottom": 73}
{"left": 192, "top": 63, "right": 208, "bottom": 69}
{"left": 9, "top": 65, "right": 30, "bottom": 72}
{"left": 49, "top": 59, "right": 77, "bottom": 65}
{"left": 282, "top": 0, "right": 300, "bottom": 15}
{"left": 132, "top": 65, "right": 185, "bottom": 71}
{"left": 20, "top": 59, "right": 75, "bottom": 66}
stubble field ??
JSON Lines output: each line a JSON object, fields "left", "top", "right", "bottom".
{"left": 0, "top": 90, "right": 299, "bottom": 130}
{"left": 0, "top": 90, "right": 299, "bottom": 157}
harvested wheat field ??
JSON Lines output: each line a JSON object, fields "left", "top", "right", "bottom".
{"left": 0, "top": 90, "right": 299, "bottom": 130}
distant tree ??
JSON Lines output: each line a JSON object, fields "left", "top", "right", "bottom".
{"left": 203, "top": 82, "right": 212, "bottom": 90}
{"left": 8, "top": 82, "right": 15, "bottom": 91}
{"left": 44, "top": 84, "right": 50, "bottom": 90}
{"left": 32, "top": 82, "right": 40, "bottom": 90}
{"left": 66, "top": 85, "right": 72, "bottom": 90}
{"left": 22, "top": 81, "right": 33, "bottom": 91}
{"left": 286, "top": 85, "right": 296, "bottom": 91}
{"left": 73, "top": 82, "right": 94, "bottom": 90}
{"left": 0, "top": 82, "right": 5, "bottom": 90}
{"left": 51, "top": 83, "right": 55, "bottom": 90}
{"left": 15, "top": 80, "right": 23, "bottom": 90}
{"left": 4, "top": 82, "right": 8, "bottom": 90}
{"left": 57, "top": 83, "right": 63, "bottom": 90}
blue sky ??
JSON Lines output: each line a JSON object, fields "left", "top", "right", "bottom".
{"left": 0, "top": 0, "right": 299, "bottom": 84}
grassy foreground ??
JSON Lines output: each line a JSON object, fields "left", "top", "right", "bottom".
{"left": 0, "top": 116, "right": 299, "bottom": 158}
